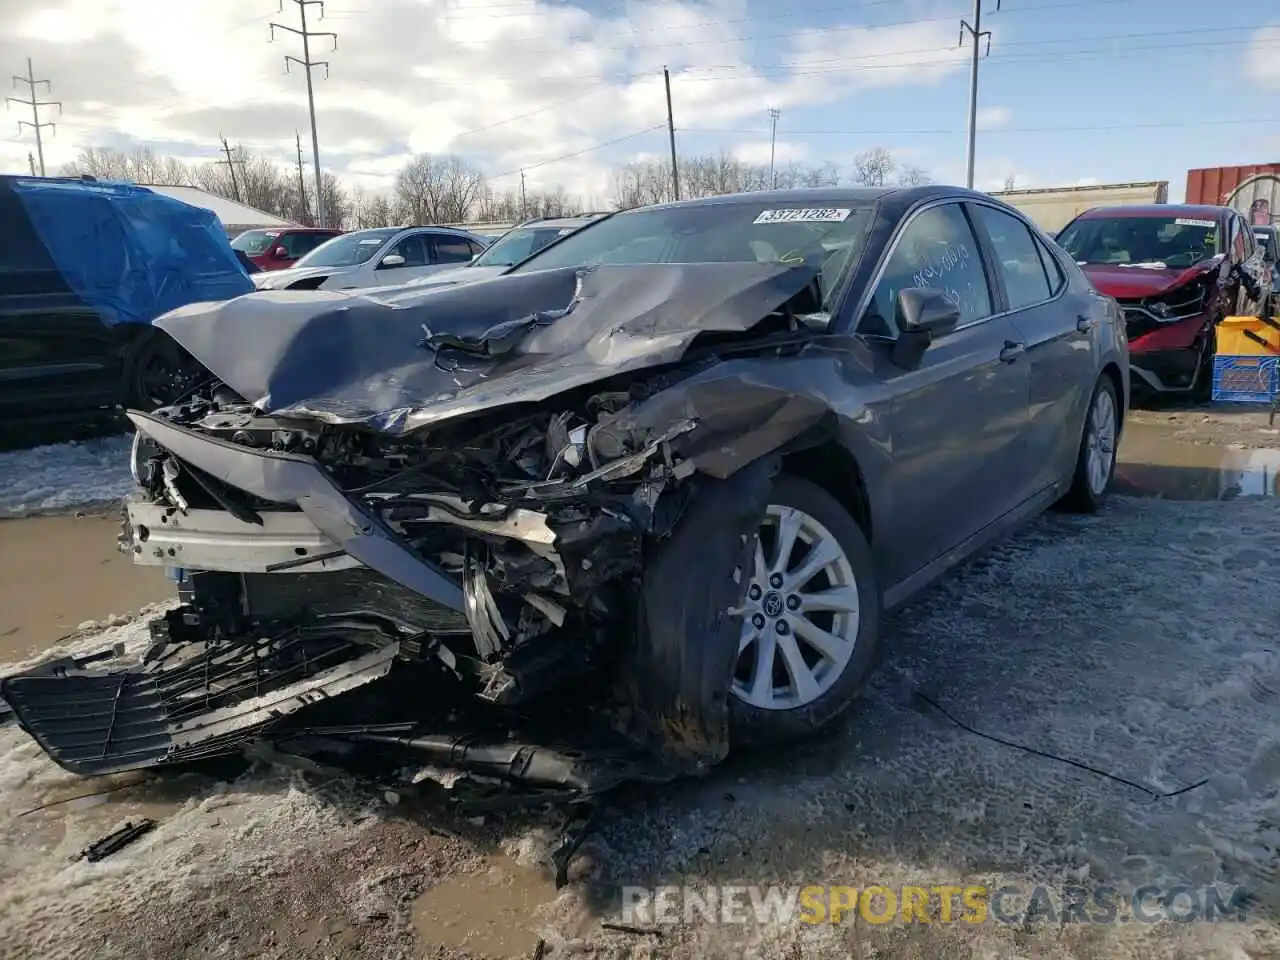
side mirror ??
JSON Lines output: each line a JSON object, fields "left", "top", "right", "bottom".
{"left": 273, "top": 246, "right": 290, "bottom": 259}
{"left": 891, "top": 287, "right": 961, "bottom": 370}
{"left": 379, "top": 254, "right": 406, "bottom": 269}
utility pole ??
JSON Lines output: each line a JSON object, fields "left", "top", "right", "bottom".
{"left": 7, "top": 58, "right": 61, "bottom": 177}
{"left": 663, "top": 66, "right": 680, "bottom": 201}
{"left": 959, "top": 0, "right": 999, "bottom": 189}
{"left": 768, "top": 107, "right": 781, "bottom": 189}
{"left": 295, "top": 131, "right": 312, "bottom": 224}
{"left": 216, "top": 134, "right": 244, "bottom": 202}
{"left": 270, "top": 0, "right": 336, "bottom": 228}
{"left": 519, "top": 169, "right": 527, "bottom": 220}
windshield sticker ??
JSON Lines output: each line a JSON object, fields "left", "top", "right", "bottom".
{"left": 1175, "top": 218, "right": 1215, "bottom": 229}
{"left": 754, "top": 208, "right": 851, "bottom": 225}
{"left": 357, "top": 238, "right": 382, "bottom": 244}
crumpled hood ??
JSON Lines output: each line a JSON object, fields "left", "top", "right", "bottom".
{"left": 402, "top": 264, "right": 508, "bottom": 289}
{"left": 155, "top": 261, "right": 819, "bottom": 435}
{"left": 252, "top": 264, "right": 347, "bottom": 290}
{"left": 1081, "top": 256, "right": 1222, "bottom": 299}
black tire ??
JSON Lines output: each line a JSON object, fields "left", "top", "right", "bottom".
{"left": 125, "top": 331, "right": 197, "bottom": 411}
{"left": 729, "top": 474, "right": 880, "bottom": 747}
{"left": 1057, "top": 374, "right": 1120, "bottom": 514}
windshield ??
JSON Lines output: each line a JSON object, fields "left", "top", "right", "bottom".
{"left": 231, "top": 230, "right": 277, "bottom": 255}
{"left": 507, "top": 202, "right": 874, "bottom": 308}
{"left": 296, "top": 228, "right": 398, "bottom": 268}
{"left": 1056, "top": 215, "right": 1220, "bottom": 270}
{"left": 474, "top": 225, "right": 580, "bottom": 267}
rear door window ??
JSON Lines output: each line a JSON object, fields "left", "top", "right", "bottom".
{"left": 973, "top": 205, "right": 1052, "bottom": 310}
{"left": 431, "top": 234, "right": 477, "bottom": 265}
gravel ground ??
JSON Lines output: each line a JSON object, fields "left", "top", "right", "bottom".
{"left": 0, "top": 406, "right": 1278, "bottom": 959}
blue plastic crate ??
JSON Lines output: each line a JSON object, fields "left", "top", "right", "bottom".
{"left": 1212, "top": 355, "right": 1279, "bottom": 404}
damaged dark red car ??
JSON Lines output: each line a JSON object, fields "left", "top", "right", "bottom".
{"left": 1055, "top": 204, "right": 1270, "bottom": 398}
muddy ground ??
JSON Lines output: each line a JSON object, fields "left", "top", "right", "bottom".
{"left": 0, "top": 403, "right": 1278, "bottom": 960}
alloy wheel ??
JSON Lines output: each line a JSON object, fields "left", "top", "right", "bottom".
{"left": 1085, "top": 386, "right": 1117, "bottom": 496}
{"left": 732, "top": 504, "right": 860, "bottom": 711}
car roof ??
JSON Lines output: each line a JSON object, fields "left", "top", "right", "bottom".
{"left": 627, "top": 184, "right": 992, "bottom": 214}
{"left": 1073, "top": 204, "right": 1229, "bottom": 221}
{"left": 520, "top": 216, "right": 602, "bottom": 229}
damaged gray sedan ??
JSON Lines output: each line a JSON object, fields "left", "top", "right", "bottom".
{"left": 2, "top": 187, "right": 1129, "bottom": 796}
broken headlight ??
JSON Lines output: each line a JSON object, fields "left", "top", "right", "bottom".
{"left": 129, "top": 431, "right": 162, "bottom": 486}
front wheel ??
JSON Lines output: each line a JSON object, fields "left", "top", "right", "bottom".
{"left": 729, "top": 474, "right": 880, "bottom": 746}
{"left": 125, "top": 331, "right": 202, "bottom": 410}
{"left": 1057, "top": 375, "right": 1120, "bottom": 513}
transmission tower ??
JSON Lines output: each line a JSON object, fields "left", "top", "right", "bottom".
{"left": 270, "top": 1, "right": 336, "bottom": 227}
{"left": 7, "top": 58, "right": 61, "bottom": 177}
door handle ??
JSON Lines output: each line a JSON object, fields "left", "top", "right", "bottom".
{"left": 1077, "top": 314, "right": 1097, "bottom": 332}
{"left": 999, "top": 341, "right": 1025, "bottom": 363}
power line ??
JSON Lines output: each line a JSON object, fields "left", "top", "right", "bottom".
{"left": 684, "top": 117, "right": 1280, "bottom": 137}
{"left": 487, "top": 125, "right": 665, "bottom": 180}
{"left": 6, "top": 58, "right": 61, "bottom": 177}
{"left": 38, "top": 27, "right": 1275, "bottom": 110}
{"left": 270, "top": 0, "right": 337, "bottom": 228}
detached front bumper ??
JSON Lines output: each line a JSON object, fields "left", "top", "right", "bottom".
{"left": 0, "top": 636, "right": 399, "bottom": 776}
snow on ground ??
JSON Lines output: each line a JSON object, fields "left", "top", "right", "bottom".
{"left": 1, "top": 496, "right": 1278, "bottom": 958}
{"left": 0, "top": 434, "right": 135, "bottom": 517}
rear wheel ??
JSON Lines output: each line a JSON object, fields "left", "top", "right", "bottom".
{"left": 729, "top": 475, "right": 879, "bottom": 746}
{"left": 1058, "top": 375, "right": 1119, "bottom": 513}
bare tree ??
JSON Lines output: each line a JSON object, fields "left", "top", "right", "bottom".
{"left": 897, "top": 165, "right": 932, "bottom": 187}
{"left": 1003, "top": 174, "right": 1017, "bottom": 191}
{"left": 394, "top": 153, "right": 486, "bottom": 224}
{"left": 350, "top": 187, "right": 398, "bottom": 228}
{"left": 853, "top": 147, "right": 896, "bottom": 187}
{"left": 62, "top": 147, "right": 194, "bottom": 185}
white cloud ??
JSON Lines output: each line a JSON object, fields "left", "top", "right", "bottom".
{"left": 1245, "top": 23, "right": 1280, "bottom": 85}
{"left": 732, "top": 139, "right": 808, "bottom": 166}
{"left": 0, "top": 0, "right": 973, "bottom": 200}
{"left": 976, "top": 106, "right": 1011, "bottom": 130}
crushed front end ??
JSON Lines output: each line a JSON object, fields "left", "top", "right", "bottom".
{"left": 2, "top": 373, "right": 758, "bottom": 795}
{"left": 2, "top": 262, "right": 835, "bottom": 795}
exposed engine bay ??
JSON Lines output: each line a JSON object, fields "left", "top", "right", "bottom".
{"left": 2, "top": 262, "right": 836, "bottom": 800}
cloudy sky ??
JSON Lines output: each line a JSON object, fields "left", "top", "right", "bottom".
{"left": 1, "top": 0, "right": 1277, "bottom": 203}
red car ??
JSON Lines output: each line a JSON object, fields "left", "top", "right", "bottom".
{"left": 230, "top": 227, "right": 344, "bottom": 272}
{"left": 1055, "top": 204, "right": 1270, "bottom": 398}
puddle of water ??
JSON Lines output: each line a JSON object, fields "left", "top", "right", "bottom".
{"left": 1115, "top": 424, "right": 1280, "bottom": 500}
{"left": 21, "top": 785, "right": 183, "bottom": 852}
{"left": 411, "top": 855, "right": 557, "bottom": 958}
{"left": 0, "top": 514, "right": 171, "bottom": 663}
